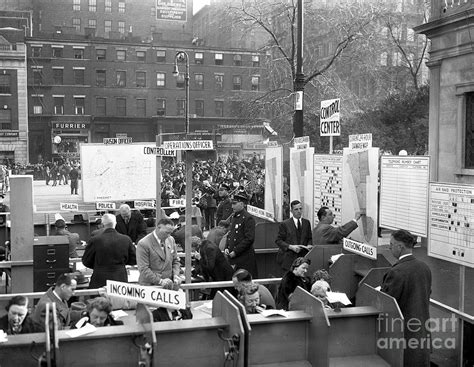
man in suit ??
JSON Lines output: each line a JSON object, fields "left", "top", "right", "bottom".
{"left": 116, "top": 204, "right": 147, "bottom": 244}
{"left": 33, "top": 273, "right": 77, "bottom": 330}
{"left": 276, "top": 200, "right": 313, "bottom": 274}
{"left": 224, "top": 193, "right": 258, "bottom": 277}
{"left": 381, "top": 229, "right": 432, "bottom": 367}
{"left": 54, "top": 217, "right": 81, "bottom": 258}
{"left": 312, "top": 206, "right": 362, "bottom": 246}
{"left": 172, "top": 215, "right": 203, "bottom": 250}
{"left": 82, "top": 213, "right": 137, "bottom": 288}
{"left": 215, "top": 183, "right": 233, "bottom": 225}
{"left": 137, "top": 218, "right": 182, "bottom": 287}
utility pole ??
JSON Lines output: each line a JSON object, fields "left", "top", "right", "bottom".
{"left": 293, "top": 0, "right": 304, "bottom": 138}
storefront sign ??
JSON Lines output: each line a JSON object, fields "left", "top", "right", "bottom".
{"left": 52, "top": 122, "right": 89, "bottom": 130}
{"left": 156, "top": 0, "right": 187, "bottom": 21}
{"left": 60, "top": 203, "right": 79, "bottom": 211}
{"left": 0, "top": 131, "right": 19, "bottom": 137}
{"left": 107, "top": 280, "right": 186, "bottom": 310}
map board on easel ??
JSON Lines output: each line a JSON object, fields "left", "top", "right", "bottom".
{"left": 80, "top": 143, "right": 157, "bottom": 202}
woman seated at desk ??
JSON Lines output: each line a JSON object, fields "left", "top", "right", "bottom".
{"left": 276, "top": 257, "right": 311, "bottom": 310}
{"left": 0, "top": 296, "right": 43, "bottom": 335}
{"left": 76, "top": 297, "right": 123, "bottom": 328}
{"left": 238, "top": 283, "right": 274, "bottom": 314}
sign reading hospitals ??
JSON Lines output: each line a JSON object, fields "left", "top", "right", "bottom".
{"left": 163, "top": 140, "right": 213, "bottom": 151}
{"left": 107, "top": 280, "right": 186, "bottom": 310}
{"left": 343, "top": 238, "right": 377, "bottom": 260}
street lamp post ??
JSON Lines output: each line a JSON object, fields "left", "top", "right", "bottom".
{"left": 173, "top": 51, "right": 193, "bottom": 298}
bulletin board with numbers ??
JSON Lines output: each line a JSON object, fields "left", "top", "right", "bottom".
{"left": 313, "top": 154, "right": 343, "bottom": 228}
{"left": 429, "top": 182, "right": 474, "bottom": 267}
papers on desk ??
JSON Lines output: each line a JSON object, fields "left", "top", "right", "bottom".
{"left": 194, "top": 301, "right": 213, "bottom": 315}
{"left": 326, "top": 291, "right": 352, "bottom": 306}
{"left": 110, "top": 309, "right": 128, "bottom": 320}
{"left": 66, "top": 323, "right": 97, "bottom": 338}
{"left": 127, "top": 268, "right": 140, "bottom": 283}
{"left": 0, "top": 330, "right": 8, "bottom": 343}
{"left": 330, "top": 254, "right": 344, "bottom": 264}
{"left": 258, "top": 309, "right": 289, "bottom": 318}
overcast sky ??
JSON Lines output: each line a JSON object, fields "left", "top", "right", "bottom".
{"left": 193, "top": 0, "right": 210, "bottom": 14}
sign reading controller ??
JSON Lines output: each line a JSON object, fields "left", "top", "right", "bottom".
{"left": 106, "top": 280, "right": 186, "bottom": 310}
{"left": 343, "top": 238, "right": 377, "bottom": 260}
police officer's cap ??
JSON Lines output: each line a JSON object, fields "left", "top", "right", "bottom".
{"left": 232, "top": 193, "right": 249, "bottom": 203}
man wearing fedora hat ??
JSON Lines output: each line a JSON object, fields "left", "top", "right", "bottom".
{"left": 224, "top": 193, "right": 258, "bottom": 277}
{"left": 216, "top": 183, "right": 233, "bottom": 225}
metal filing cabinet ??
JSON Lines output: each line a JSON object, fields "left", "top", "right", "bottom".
{"left": 33, "top": 236, "right": 70, "bottom": 292}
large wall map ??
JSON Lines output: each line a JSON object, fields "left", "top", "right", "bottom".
{"left": 265, "top": 146, "right": 283, "bottom": 222}
{"left": 290, "top": 147, "right": 314, "bottom": 224}
{"left": 342, "top": 147, "right": 379, "bottom": 246}
{"left": 81, "top": 143, "right": 156, "bottom": 202}
{"left": 429, "top": 182, "right": 474, "bottom": 268}
{"left": 313, "top": 154, "right": 343, "bottom": 228}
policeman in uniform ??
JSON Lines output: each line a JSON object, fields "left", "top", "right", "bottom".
{"left": 224, "top": 193, "right": 258, "bottom": 278}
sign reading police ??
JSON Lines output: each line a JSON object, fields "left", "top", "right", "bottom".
{"left": 106, "top": 280, "right": 186, "bottom": 310}
{"left": 96, "top": 202, "right": 116, "bottom": 210}
{"left": 320, "top": 98, "right": 341, "bottom": 137}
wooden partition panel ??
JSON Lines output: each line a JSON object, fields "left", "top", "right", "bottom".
{"left": 290, "top": 286, "right": 330, "bottom": 367}
{"left": 356, "top": 284, "right": 404, "bottom": 367}
{"left": 305, "top": 245, "right": 343, "bottom": 273}
{"left": 358, "top": 267, "right": 390, "bottom": 288}
{"left": 254, "top": 222, "right": 281, "bottom": 278}
{"left": 328, "top": 254, "right": 359, "bottom": 300}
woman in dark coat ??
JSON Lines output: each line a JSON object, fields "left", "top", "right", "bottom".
{"left": 0, "top": 296, "right": 43, "bottom": 335}
{"left": 276, "top": 257, "right": 311, "bottom": 310}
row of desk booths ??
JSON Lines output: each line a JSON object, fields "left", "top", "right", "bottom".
{"left": 0, "top": 285, "right": 403, "bottom": 367}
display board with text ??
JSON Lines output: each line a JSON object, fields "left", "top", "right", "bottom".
{"left": 313, "top": 154, "right": 343, "bottom": 228}
{"left": 81, "top": 143, "right": 156, "bottom": 202}
{"left": 429, "top": 182, "right": 474, "bottom": 268}
{"left": 380, "top": 156, "right": 430, "bottom": 237}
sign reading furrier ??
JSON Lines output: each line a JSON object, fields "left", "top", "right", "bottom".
{"left": 320, "top": 98, "right": 341, "bottom": 136}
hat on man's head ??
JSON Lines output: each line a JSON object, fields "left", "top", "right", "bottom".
{"left": 232, "top": 193, "right": 249, "bottom": 203}
{"left": 219, "top": 183, "right": 230, "bottom": 191}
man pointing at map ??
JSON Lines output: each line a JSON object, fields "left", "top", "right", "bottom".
{"left": 312, "top": 206, "right": 364, "bottom": 246}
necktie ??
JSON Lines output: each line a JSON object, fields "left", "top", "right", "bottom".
{"left": 296, "top": 219, "right": 302, "bottom": 244}
{"left": 297, "top": 219, "right": 301, "bottom": 232}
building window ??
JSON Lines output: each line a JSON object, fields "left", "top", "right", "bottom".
{"left": 118, "top": 21, "right": 125, "bottom": 34}
{"left": 214, "top": 74, "right": 224, "bottom": 91}
{"left": 52, "top": 47, "right": 63, "bottom": 58}
{"left": 74, "top": 97, "right": 85, "bottom": 115}
{"left": 195, "top": 100, "right": 204, "bottom": 116}
{"left": 96, "top": 70, "right": 106, "bottom": 87}
{"left": 465, "top": 92, "right": 474, "bottom": 168}
{"left": 407, "top": 28, "right": 415, "bottom": 42}
{"left": 136, "top": 51, "right": 146, "bottom": 62}
{"left": 105, "top": 0, "right": 112, "bottom": 12}
{"left": 156, "top": 72, "right": 165, "bottom": 87}
{"left": 96, "top": 49, "right": 106, "bottom": 60}
{"left": 392, "top": 52, "right": 401, "bottom": 66}
{"left": 380, "top": 52, "right": 388, "bottom": 66}
{"left": 116, "top": 97, "right": 126, "bottom": 116}
{"left": 33, "top": 69, "right": 43, "bottom": 85}
{"left": 73, "top": 0, "right": 80, "bottom": 11}
{"left": 176, "top": 74, "right": 185, "bottom": 89}
{"left": 231, "top": 100, "right": 243, "bottom": 115}
{"left": 251, "top": 76, "right": 260, "bottom": 91}
{"left": 74, "top": 48, "right": 84, "bottom": 59}
{"left": 194, "top": 74, "right": 204, "bottom": 90}
{"left": 156, "top": 98, "right": 166, "bottom": 116}
{"left": 116, "top": 71, "right": 126, "bottom": 87}
{"left": 53, "top": 97, "right": 64, "bottom": 115}
{"left": 118, "top": 1, "right": 125, "bottom": 13}
{"left": 31, "top": 46, "right": 41, "bottom": 57}
{"left": 74, "top": 69, "right": 85, "bottom": 85}
{"left": 96, "top": 97, "right": 106, "bottom": 116}
{"left": 136, "top": 99, "right": 146, "bottom": 117}
{"left": 104, "top": 20, "right": 112, "bottom": 34}
{"left": 0, "top": 109, "right": 12, "bottom": 129}
{"left": 252, "top": 55, "right": 260, "bottom": 67}
{"left": 215, "top": 100, "right": 224, "bottom": 117}
{"left": 89, "top": 0, "right": 96, "bottom": 12}
{"left": 233, "top": 54, "right": 242, "bottom": 66}
{"left": 215, "top": 53, "right": 223, "bottom": 65}
{"left": 53, "top": 68, "right": 63, "bottom": 85}
{"left": 0, "top": 75, "right": 11, "bottom": 94}
{"left": 136, "top": 71, "right": 146, "bottom": 87}
{"left": 195, "top": 52, "right": 203, "bottom": 64}
{"left": 177, "top": 99, "right": 185, "bottom": 116}
{"left": 116, "top": 50, "right": 126, "bottom": 61}
{"left": 72, "top": 18, "right": 81, "bottom": 32}
{"left": 88, "top": 19, "right": 97, "bottom": 29}
{"left": 232, "top": 75, "right": 241, "bottom": 90}
{"left": 32, "top": 96, "right": 43, "bottom": 114}
{"left": 156, "top": 50, "right": 166, "bottom": 62}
